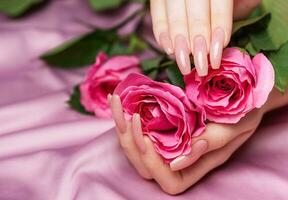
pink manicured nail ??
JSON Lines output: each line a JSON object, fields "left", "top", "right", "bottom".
{"left": 175, "top": 35, "right": 191, "bottom": 75}
{"left": 111, "top": 95, "right": 127, "bottom": 133}
{"left": 193, "top": 35, "right": 208, "bottom": 76}
{"left": 170, "top": 140, "right": 208, "bottom": 171}
{"left": 159, "top": 32, "right": 174, "bottom": 55}
{"left": 132, "top": 114, "right": 146, "bottom": 153}
{"left": 210, "top": 28, "right": 225, "bottom": 69}
{"left": 107, "top": 93, "right": 112, "bottom": 104}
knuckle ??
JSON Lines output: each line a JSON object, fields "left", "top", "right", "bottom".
{"left": 212, "top": 12, "right": 226, "bottom": 19}
{"left": 169, "top": 19, "right": 187, "bottom": 28}
{"left": 190, "top": 19, "right": 210, "bottom": 29}
{"left": 142, "top": 174, "right": 153, "bottom": 180}
{"left": 119, "top": 140, "right": 131, "bottom": 153}
{"left": 162, "top": 182, "right": 184, "bottom": 195}
{"left": 215, "top": 134, "right": 229, "bottom": 149}
{"left": 143, "top": 158, "right": 158, "bottom": 171}
{"left": 138, "top": 170, "right": 152, "bottom": 180}
{"left": 153, "top": 20, "right": 167, "bottom": 31}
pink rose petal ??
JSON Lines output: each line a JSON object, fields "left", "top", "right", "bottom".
{"left": 80, "top": 52, "right": 141, "bottom": 118}
{"left": 114, "top": 73, "right": 206, "bottom": 162}
{"left": 185, "top": 47, "right": 274, "bottom": 123}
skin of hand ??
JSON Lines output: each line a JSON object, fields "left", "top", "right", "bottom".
{"left": 150, "top": 0, "right": 261, "bottom": 76}
{"left": 108, "top": 89, "right": 288, "bottom": 195}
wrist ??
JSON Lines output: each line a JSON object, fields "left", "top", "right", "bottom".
{"left": 262, "top": 88, "right": 288, "bottom": 114}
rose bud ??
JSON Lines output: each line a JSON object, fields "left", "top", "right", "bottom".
{"left": 185, "top": 47, "right": 275, "bottom": 123}
{"left": 114, "top": 73, "right": 206, "bottom": 163}
{"left": 80, "top": 52, "right": 141, "bottom": 118}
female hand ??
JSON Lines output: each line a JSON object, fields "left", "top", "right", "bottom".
{"left": 150, "top": 0, "right": 261, "bottom": 76}
{"left": 108, "top": 93, "right": 265, "bottom": 195}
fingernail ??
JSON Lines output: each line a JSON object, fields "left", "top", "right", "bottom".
{"left": 132, "top": 113, "right": 146, "bottom": 153}
{"left": 210, "top": 28, "right": 224, "bottom": 69}
{"left": 159, "top": 32, "right": 174, "bottom": 55}
{"left": 107, "top": 93, "right": 112, "bottom": 104}
{"left": 175, "top": 35, "right": 191, "bottom": 75}
{"left": 170, "top": 140, "right": 208, "bottom": 171}
{"left": 193, "top": 35, "right": 208, "bottom": 76}
{"left": 111, "top": 95, "right": 127, "bottom": 133}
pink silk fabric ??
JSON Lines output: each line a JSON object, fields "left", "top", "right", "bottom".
{"left": 0, "top": 0, "right": 287, "bottom": 199}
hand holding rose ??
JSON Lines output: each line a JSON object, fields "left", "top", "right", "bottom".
{"left": 112, "top": 73, "right": 205, "bottom": 162}
{"left": 109, "top": 95, "right": 265, "bottom": 194}
{"left": 109, "top": 86, "right": 288, "bottom": 195}
{"left": 185, "top": 48, "right": 274, "bottom": 123}
{"left": 79, "top": 47, "right": 275, "bottom": 195}
{"left": 107, "top": 48, "right": 275, "bottom": 194}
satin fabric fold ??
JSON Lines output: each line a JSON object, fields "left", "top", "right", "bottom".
{"left": 0, "top": 0, "right": 287, "bottom": 199}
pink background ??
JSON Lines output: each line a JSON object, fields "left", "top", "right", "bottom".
{"left": 0, "top": 0, "right": 287, "bottom": 199}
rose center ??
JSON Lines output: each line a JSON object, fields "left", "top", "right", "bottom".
{"left": 100, "top": 81, "right": 119, "bottom": 95}
{"left": 141, "top": 103, "right": 159, "bottom": 121}
{"left": 216, "top": 80, "right": 232, "bottom": 91}
{"left": 210, "top": 76, "right": 235, "bottom": 92}
{"left": 89, "top": 80, "right": 120, "bottom": 106}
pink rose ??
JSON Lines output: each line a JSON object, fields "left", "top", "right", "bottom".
{"left": 114, "top": 73, "right": 206, "bottom": 162}
{"left": 80, "top": 52, "right": 141, "bottom": 118}
{"left": 185, "top": 48, "right": 274, "bottom": 123}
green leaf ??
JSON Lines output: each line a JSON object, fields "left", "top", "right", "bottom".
{"left": 267, "top": 42, "right": 288, "bottom": 93}
{"left": 140, "top": 57, "right": 162, "bottom": 72}
{"left": 88, "top": 0, "right": 126, "bottom": 11}
{"left": 127, "top": 34, "right": 148, "bottom": 54}
{"left": 107, "top": 42, "right": 129, "bottom": 55}
{"left": 231, "top": 35, "right": 250, "bottom": 49}
{"left": 165, "top": 62, "right": 185, "bottom": 88}
{"left": 245, "top": 42, "right": 259, "bottom": 56}
{"left": 249, "top": 5, "right": 265, "bottom": 18}
{"left": 250, "top": 0, "right": 288, "bottom": 51}
{"left": 250, "top": 31, "right": 278, "bottom": 51}
{"left": 231, "top": 12, "right": 271, "bottom": 48}
{"left": 0, "top": 0, "right": 43, "bottom": 17}
{"left": 131, "top": 0, "right": 147, "bottom": 3}
{"left": 41, "top": 30, "right": 118, "bottom": 68}
{"left": 232, "top": 12, "right": 271, "bottom": 35}
{"left": 146, "top": 70, "right": 158, "bottom": 80}
{"left": 67, "top": 86, "right": 94, "bottom": 115}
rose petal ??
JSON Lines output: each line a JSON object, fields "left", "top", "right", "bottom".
{"left": 114, "top": 73, "right": 205, "bottom": 161}
{"left": 252, "top": 53, "right": 275, "bottom": 108}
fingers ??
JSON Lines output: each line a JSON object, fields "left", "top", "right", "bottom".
{"left": 194, "top": 123, "right": 242, "bottom": 152}
{"left": 132, "top": 114, "right": 184, "bottom": 194}
{"left": 151, "top": 0, "right": 236, "bottom": 75}
{"left": 132, "top": 113, "right": 187, "bottom": 194}
{"left": 170, "top": 109, "right": 263, "bottom": 171}
{"left": 210, "top": 0, "right": 233, "bottom": 46}
{"left": 170, "top": 123, "right": 238, "bottom": 171}
{"left": 132, "top": 114, "right": 146, "bottom": 153}
{"left": 166, "top": 0, "right": 191, "bottom": 75}
{"left": 180, "top": 131, "right": 252, "bottom": 190}
{"left": 120, "top": 122, "right": 153, "bottom": 180}
{"left": 140, "top": 131, "right": 251, "bottom": 195}
{"left": 209, "top": 0, "right": 233, "bottom": 69}
{"left": 109, "top": 95, "right": 152, "bottom": 179}
{"left": 170, "top": 140, "right": 208, "bottom": 171}
{"left": 110, "top": 95, "right": 126, "bottom": 133}
{"left": 109, "top": 93, "right": 258, "bottom": 195}
{"left": 186, "top": 0, "right": 210, "bottom": 76}
{"left": 150, "top": 0, "right": 173, "bottom": 55}
{"left": 140, "top": 137, "right": 184, "bottom": 195}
